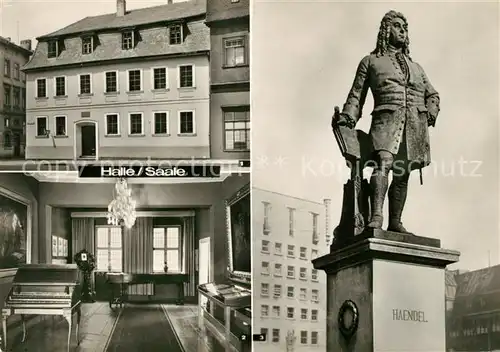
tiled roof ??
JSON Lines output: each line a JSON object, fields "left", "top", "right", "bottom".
{"left": 23, "top": 1, "right": 209, "bottom": 72}
{"left": 455, "top": 265, "right": 500, "bottom": 297}
{"left": 0, "top": 37, "right": 32, "bottom": 56}
{"left": 206, "top": 0, "right": 249, "bottom": 23}
{"left": 38, "top": 0, "right": 206, "bottom": 40}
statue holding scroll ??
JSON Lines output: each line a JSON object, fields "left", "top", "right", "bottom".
{"left": 332, "top": 11, "right": 440, "bottom": 244}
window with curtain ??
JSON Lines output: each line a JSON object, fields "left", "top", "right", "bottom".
{"left": 96, "top": 226, "right": 122, "bottom": 272}
{"left": 153, "top": 226, "right": 181, "bottom": 272}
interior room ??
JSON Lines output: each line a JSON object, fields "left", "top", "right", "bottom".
{"left": 0, "top": 170, "right": 250, "bottom": 352}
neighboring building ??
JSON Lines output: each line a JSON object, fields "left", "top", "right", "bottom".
{"left": 447, "top": 265, "right": 500, "bottom": 351}
{"left": 23, "top": 0, "right": 210, "bottom": 160}
{"left": 252, "top": 188, "right": 329, "bottom": 351}
{"left": 0, "top": 37, "right": 32, "bottom": 158}
{"left": 206, "top": 0, "right": 250, "bottom": 160}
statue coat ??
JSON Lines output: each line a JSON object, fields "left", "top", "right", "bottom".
{"left": 341, "top": 49, "right": 440, "bottom": 171}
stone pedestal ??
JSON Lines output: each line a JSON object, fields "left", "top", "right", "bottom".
{"left": 312, "top": 229, "right": 460, "bottom": 352}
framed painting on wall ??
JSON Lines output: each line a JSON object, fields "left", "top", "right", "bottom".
{"left": 0, "top": 186, "right": 31, "bottom": 269}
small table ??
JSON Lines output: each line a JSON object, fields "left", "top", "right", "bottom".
{"left": 106, "top": 273, "right": 189, "bottom": 308}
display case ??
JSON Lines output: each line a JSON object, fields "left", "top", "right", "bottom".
{"left": 198, "top": 282, "right": 251, "bottom": 352}
{"left": 197, "top": 183, "right": 251, "bottom": 352}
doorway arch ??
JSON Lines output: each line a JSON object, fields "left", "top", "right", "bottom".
{"left": 74, "top": 120, "right": 99, "bottom": 160}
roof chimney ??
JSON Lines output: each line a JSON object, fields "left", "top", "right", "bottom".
{"left": 20, "top": 40, "right": 32, "bottom": 51}
{"left": 117, "top": 0, "right": 126, "bottom": 17}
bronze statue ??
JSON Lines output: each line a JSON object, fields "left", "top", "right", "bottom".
{"left": 333, "top": 10, "right": 440, "bottom": 238}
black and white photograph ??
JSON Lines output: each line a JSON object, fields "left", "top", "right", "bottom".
{"left": 0, "top": 169, "right": 250, "bottom": 351}
{"left": 252, "top": 1, "right": 499, "bottom": 351}
{"left": 0, "top": 0, "right": 249, "bottom": 168}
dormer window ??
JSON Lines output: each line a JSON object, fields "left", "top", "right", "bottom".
{"left": 122, "top": 31, "right": 134, "bottom": 50}
{"left": 82, "top": 36, "right": 93, "bottom": 54}
{"left": 47, "top": 41, "right": 59, "bottom": 58}
{"left": 169, "top": 24, "right": 183, "bottom": 45}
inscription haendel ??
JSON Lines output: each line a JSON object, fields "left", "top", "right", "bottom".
{"left": 392, "top": 309, "right": 428, "bottom": 323}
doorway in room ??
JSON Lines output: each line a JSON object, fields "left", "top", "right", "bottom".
{"left": 198, "top": 237, "right": 210, "bottom": 308}
{"left": 75, "top": 121, "right": 97, "bottom": 159}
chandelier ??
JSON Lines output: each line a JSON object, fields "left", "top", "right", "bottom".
{"left": 107, "top": 178, "right": 137, "bottom": 229}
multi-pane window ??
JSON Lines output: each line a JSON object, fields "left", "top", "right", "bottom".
{"left": 105, "top": 71, "right": 118, "bottom": 93}
{"left": 301, "top": 308, "right": 308, "bottom": 320}
{"left": 122, "top": 31, "right": 134, "bottom": 50}
{"left": 263, "top": 202, "right": 271, "bottom": 233}
{"left": 153, "top": 68, "right": 167, "bottom": 89}
{"left": 36, "top": 117, "right": 47, "bottom": 136}
{"left": 224, "top": 106, "right": 250, "bottom": 151}
{"left": 79, "top": 74, "right": 91, "bottom": 94}
{"left": 272, "top": 306, "right": 280, "bottom": 318}
{"left": 55, "top": 76, "right": 66, "bottom": 96}
{"left": 96, "top": 227, "right": 123, "bottom": 272}
{"left": 47, "top": 41, "right": 58, "bottom": 58}
{"left": 274, "top": 242, "right": 282, "bottom": 255}
{"left": 169, "top": 24, "right": 182, "bottom": 45}
{"left": 287, "top": 245, "right": 294, "bottom": 257}
{"left": 261, "top": 240, "right": 269, "bottom": 252}
{"left": 300, "top": 247, "right": 307, "bottom": 259}
{"left": 36, "top": 79, "right": 47, "bottom": 98}
{"left": 55, "top": 116, "right": 66, "bottom": 136}
{"left": 261, "top": 261, "right": 269, "bottom": 275}
{"left": 273, "top": 284, "right": 281, "bottom": 297}
{"left": 287, "top": 307, "right": 294, "bottom": 319}
{"left": 106, "top": 114, "right": 119, "bottom": 135}
{"left": 287, "top": 265, "right": 294, "bottom": 278}
{"left": 13, "top": 63, "right": 19, "bottom": 80}
{"left": 311, "top": 309, "right": 318, "bottom": 321}
{"left": 179, "top": 111, "right": 194, "bottom": 134}
{"left": 311, "top": 269, "right": 318, "bottom": 281}
{"left": 300, "top": 288, "right": 307, "bottom": 300}
{"left": 288, "top": 208, "right": 295, "bottom": 236}
{"left": 272, "top": 329, "right": 279, "bottom": 343}
{"left": 300, "top": 331, "right": 307, "bottom": 344}
{"left": 261, "top": 283, "right": 269, "bottom": 296}
{"left": 300, "top": 267, "right": 307, "bottom": 280}
{"left": 311, "top": 249, "right": 318, "bottom": 259}
{"left": 274, "top": 263, "right": 282, "bottom": 276}
{"left": 3, "top": 84, "right": 11, "bottom": 107}
{"left": 311, "top": 289, "right": 319, "bottom": 302}
{"left": 287, "top": 286, "right": 294, "bottom": 298}
{"left": 261, "top": 328, "right": 268, "bottom": 339}
{"left": 13, "top": 87, "right": 20, "bottom": 109}
{"left": 261, "top": 305, "right": 269, "bottom": 317}
{"left": 153, "top": 227, "right": 181, "bottom": 272}
{"left": 178, "top": 65, "right": 193, "bottom": 88}
{"left": 21, "top": 89, "right": 25, "bottom": 109}
{"left": 224, "top": 37, "right": 246, "bottom": 66}
{"left": 312, "top": 213, "right": 319, "bottom": 243}
{"left": 3, "top": 59, "right": 10, "bottom": 76}
{"left": 128, "top": 70, "right": 141, "bottom": 91}
{"left": 153, "top": 112, "right": 168, "bottom": 134}
{"left": 129, "top": 113, "right": 143, "bottom": 135}
{"left": 82, "top": 36, "right": 93, "bottom": 54}
{"left": 311, "top": 332, "right": 318, "bottom": 345}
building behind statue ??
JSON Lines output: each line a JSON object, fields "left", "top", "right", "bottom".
{"left": 446, "top": 265, "right": 500, "bottom": 351}
{"left": 252, "top": 188, "right": 331, "bottom": 351}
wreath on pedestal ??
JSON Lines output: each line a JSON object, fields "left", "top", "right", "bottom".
{"left": 74, "top": 249, "right": 96, "bottom": 272}
{"left": 74, "top": 249, "right": 96, "bottom": 302}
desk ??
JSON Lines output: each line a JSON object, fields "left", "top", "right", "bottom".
{"left": 106, "top": 273, "right": 189, "bottom": 308}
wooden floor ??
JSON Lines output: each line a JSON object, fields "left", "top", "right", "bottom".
{"left": 4, "top": 302, "right": 215, "bottom": 352}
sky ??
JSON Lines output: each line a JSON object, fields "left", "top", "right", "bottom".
{"left": 0, "top": 0, "right": 188, "bottom": 45}
{"left": 252, "top": 0, "right": 500, "bottom": 271}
